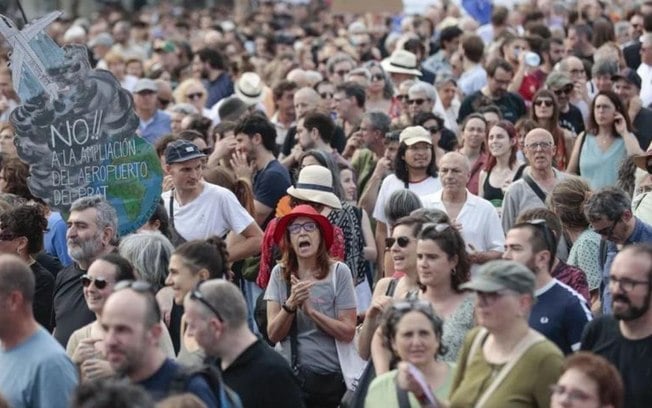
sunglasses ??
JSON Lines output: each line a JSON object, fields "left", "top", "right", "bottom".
{"left": 371, "top": 73, "right": 384, "bottom": 81}
{"left": 158, "top": 98, "right": 171, "bottom": 108}
{"left": 186, "top": 92, "right": 204, "bottom": 100}
{"left": 534, "top": 99, "right": 553, "bottom": 107}
{"left": 385, "top": 236, "right": 411, "bottom": 248}
{"left": 392, "top": 299, "right": 435, "bottom": 314}
{"left": 319, "top": 92, "right": 333, "bottom": 99}
{"left": 408, "top": 98, "right": 428, "bottom": 105}
{"left": 81, "top": 274, "right": 110, "bottom": 290}
{"left": 190, "top": 282, "right": 224, "bottom": 322}
{"left": 553, "top": 85, "right": 573, "bottom": 96}
{"left": 427, "top": 126, "right": 440, "bottom": 134}
{"left": 526, "top": 219, "right": 556, "bottom": 253}
{"left": 396, "top": 94, "right": 408, "bottom": 101}
{"left": 288, "top": 221, "right": 318, "bottom": 234}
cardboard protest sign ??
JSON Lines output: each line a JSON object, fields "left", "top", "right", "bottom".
{"left": 0, "top": 11, "right": 163, "bottom": 236}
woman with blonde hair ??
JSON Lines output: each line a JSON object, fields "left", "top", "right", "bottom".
{"left": 173, "top": 78, "right": 210, "bottom": 118}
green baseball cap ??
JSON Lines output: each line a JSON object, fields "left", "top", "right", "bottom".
{"left": 460, "top": 260, "right": 535, "bottom": 295}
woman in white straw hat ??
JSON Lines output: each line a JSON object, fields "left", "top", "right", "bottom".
{"left": 381, "top": 49, "right": 423, "bottom": 88}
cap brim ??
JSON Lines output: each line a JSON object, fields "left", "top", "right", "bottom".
{"left": 459, "top": 277, "right": 506, "bottom": 293}
{"left": 402, "top": 136, "right": 432, "bottom": 146}
{"left": 167, "top": 152, "right": 206, "bottom": 164}
{"left": 286, "top": 187, "right": 342, "bottom": 209}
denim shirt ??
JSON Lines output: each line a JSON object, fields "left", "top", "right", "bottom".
{"left": 602, "top": 217, "right": 652, "bottom": 314}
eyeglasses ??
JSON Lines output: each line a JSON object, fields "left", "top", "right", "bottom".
{"left": 371, "top": 73, "right": 384, "bottom": 82}
{"left": 158, "top": 98, "right": 171, "bottom": 108}
{"left": 386, "top": 236, "right": 411, "bottom": 248}
{"left": 427, "top": 126, "right": 440, "bottom": 134}
{"left": 609, "top": 275, "right": 650, "bottom": 292}
{"left": 525, "top": 219, "right": 556, "bottom": 253}
{"left": 190, "top": 282, "right": 224, "bottom": 322}
{"left": 186, "top": 92, "right": 204, "bottom": 100}
{"left": 590, "top": 219, "right": 619, "bottom": 238}
{"left": 549, "top": 385, "right": 594, "bottom": 403}
{"left": 288, "top": 221, "right": 318, "bottom": 234}
{"left": 319, "top": 92, "right": 333, "bottom": 99}
{"left": 81, "top": 274, "right": 110, "bottom": 290}
{"left": 553, "top": 85, "right": 573, "bottom": 96}
{"left": 525, "top": 141, "right": 554, "bottom": 151}
{"left": 408, "top": 98, "right": 429, "bottom": 105}
{"left": 396, "top": 94, "right": 408, "bottom": 101}
{"left": 335, "top": 69, "right": 351, "bottom": 77}
{"left": 534, "top": 99, "right": 553, "bottom": 107}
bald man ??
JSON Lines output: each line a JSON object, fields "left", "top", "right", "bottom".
{"left": 102, "top": 285, "right": 217, "bottom": 406}
{"left": 280, "top": 87, "right": 347, "bottom": 166}
{"left": 0, "top": 255, "right": 78, "bottom": 408}
{"left": 502, "top": 129, "right": 569, "bottom": 232}
{"left": 184, "top": 280, "right": 304, "bottom": 408}
{"left": 422, "top": 152, "right": 504, "bottom": 270}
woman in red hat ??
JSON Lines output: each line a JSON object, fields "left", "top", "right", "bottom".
{"left": 264, "top": 204, "right": 360, "bottom": 408}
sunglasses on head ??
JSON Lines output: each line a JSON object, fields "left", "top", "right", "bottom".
{"left": 525, "top": 219, "right": 556, "bottom": 253}
{"left": 385, "top": 236, "right": 411, "bottom": 248}
{"left": 190, "top": 282, "right": 224, "bottom": 322}
{"left": 392, "top": 299, "right": 435, "bottom": 314}
{"left": 114, "top": 280, "right": 155, "bottom": 293}
{"left": 422, "top": 223, "right": 451, "bottom": 233}
{"left": 81, "top": 274, "right": 109, "bottom": 290}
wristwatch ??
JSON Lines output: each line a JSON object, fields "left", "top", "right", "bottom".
{"left": 282, "top": 302, "right": 297, "bottom": 314}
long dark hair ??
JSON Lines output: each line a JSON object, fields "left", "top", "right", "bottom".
{"left": 280, "top": 221, "right": 332, "bottom": 282}
{"left": 417, "top": 223, "right": 470, "bottom": 293}
{"left": 394, "top": 143, "right": 438, "bottom": 184}
{"left": 484, "top": 120, "right": 518, "bottom": 172}
{"left": 588, "top": 90, "right": 633, "bottom": 135}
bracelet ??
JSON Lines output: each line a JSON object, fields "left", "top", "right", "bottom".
{"left": 282, "top": 302, "right": 297, "bottom": 314}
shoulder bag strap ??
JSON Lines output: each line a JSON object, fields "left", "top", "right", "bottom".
{"left": 288, "top": 279, "right": 298, "bottom": 368}
{"left": 474, "top": 330, "right": 546, "bottom": 408}
{"left": 395, "top": 382, "right": 411, "bottom": 408}
{"left": 522, "top": 173, "right": 547, "bottom": 203}
{"left": 169, "top": 189, "right": 176, "bottom": 228}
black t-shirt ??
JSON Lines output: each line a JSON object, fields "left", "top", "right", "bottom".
{"left": 559, "top": 103, "right": 585, "bottom": 136}
{"left": 52, "top": 263, "right": 95, "bottom": 346}
{"left": 32, "top": 261, "right": 54, "bottom": 332}
{"left": 633, "top": 107, "right": 652, "bottom": 150}
{"left": 580, "top": 316, "right": 652, "bottom": 408}
{"left": 458, "top": 91, "right": 527, "bottom": 124}
{"left": 281, "top": 125, "right": 347, "bottom": 158}
{"left": 222, "top": 339, "right": 305, "bottom": 408}
{"left": 35, "top": 251, "right": 63, "bottom": 278}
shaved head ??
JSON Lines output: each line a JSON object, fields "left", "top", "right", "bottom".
{"left": 524, "top": 128, "right": 554, "bottom": 145}
{"left": 441, "top": 151, "right": 471, "bottom": 173}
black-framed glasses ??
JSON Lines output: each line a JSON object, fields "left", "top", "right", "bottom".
{"left": 288, "top": 221, "right": 318, "bottom": 234}
{"left": 386, "top": 236, "right": 411, "bottom": 248}
{"left": 396, "top": 94, "right": 408, "bottom": 101}
{"left": 81, "top": 274, "right": 109, "bottom": 290}
{"left": 371, "top": 73, "right": 384, "bottom": 82}
{"left": 427, "top": 126, "right": 440, "bottom": 134}
{"left": 191, "top": 282, "right": 223, "bottom": 322}
{"left": 186, "top": 92, "right": 204, "bottom": 100}
{"left": 534, "top": 99, "right": 553, "bottom": 107}
{"left": 549, "top": 384, "right": 594, "bottom": 403}
{"left": 590, "top": 218, "right": 619, "bottom": 239}
{"left": 525, "top": 141, "right": 553, "bottom": 151}
{"left": 525, "top": 219, "right": 556, "bottom": 253}
{"left": 609, "top": 275, "right": 650, "bottom": 292}
{"left": 553, "top": 85, "right": 573, "bottom": 96}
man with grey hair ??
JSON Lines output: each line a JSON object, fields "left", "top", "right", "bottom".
{"left": 559, "top": 56, "right": 591, "bottom": 121}
{"left": 407, "top": 81, "right": 437, "bottom": 121}
{"left": 637, "top": 33, "right": 652, "bottom": 107}
{"left": 422, "top": 152, "right": 504, "bottom": 271}
{"left": 184, "top": 280, "right": 304, "bottom": 408}
{"left": 588, "top": 58, "right": 618, "bottom": 99}
{"left": 584, "top": 187, "right": 652, "bottom": 315}
{"left": 326, "top": 53, "right": 356, "bottom": 86}
{"left": 53, "top": 195, "right": 118, "bottom": 346}
{"left": 0, "top": 255, "right": 78, "bottom": 407}
{"left": 352, "top": 111, "right": 391, "bottom": 195}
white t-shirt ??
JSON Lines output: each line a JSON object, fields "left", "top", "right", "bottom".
{"left": 161, "top": 182, "right": 254, "bottom": 241}
{"left": 372, "top": 173, "right": 442, "bottom": 225}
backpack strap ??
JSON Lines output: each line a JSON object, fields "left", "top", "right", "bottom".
{"left": 385, "top": 278, "right": 398, "bottom": 297}
{"left": 288, "top": 278, "right": 298, "bottom": 369}
{"left": 522, "top": 173, "right": 547, "bottom": 203}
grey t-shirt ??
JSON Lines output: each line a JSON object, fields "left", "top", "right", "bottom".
{"left": 264, "top": 261, "right": 357, "bottom": 374}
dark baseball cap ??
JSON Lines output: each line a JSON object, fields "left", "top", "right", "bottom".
{"left": 165, "top": 140, "right": 206, "bottom": 164}
{"left": 612, "top": 68, "right": 642, "bottom": 89}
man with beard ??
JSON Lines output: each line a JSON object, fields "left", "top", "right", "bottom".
{"left": 510, "top": 37, "right": 565, "bottom": 103}
{"left": 183, "top": 279, "right": 304, "bottom": 408}
{"left": 545, "top": 72, "right": 585, "bottom": 136}
{"left": 293, "top": 111, "right": 348, "bottom": 169}
{"left": 101, "top": 283, "right": 217, "bottom": 406}
{"left": 583, "top": 187, "right": 652, "bottom": 315}
{"left": 52, "top": 196, "right": 117, "bottom": 346}
{"left": 581, "top": 244, "right": 652, "bottom": 408}
{"left": 422, "top": 152, "right": 504, "bottom": 272}
{"left": 458, "top": 58, "right": 526, "bottom": 124}
{"left": 504, "top": 220, "right": 592, "bottom": 354}
{"left": 194, "top": 48, "right": 234, "bottom": 109}
{"left": 502, "top": 128, "right": 568, "bottom": 232}
{"left": 372, "top": 126, "right": 441, "bottom": 277}
{"left": 612, "top": 68, "right": 652, "bottom": 150}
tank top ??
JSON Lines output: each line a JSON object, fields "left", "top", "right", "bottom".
{"left": 483, "top": 168, "right": 505, "bottom": 208}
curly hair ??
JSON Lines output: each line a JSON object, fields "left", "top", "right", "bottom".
{"left": 0, "top": 204, "right": 48, "bottom": 254}
{"left": 0, "top": 158, "right": 33, "bottom": 200}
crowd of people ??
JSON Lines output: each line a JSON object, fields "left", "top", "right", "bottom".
{"left": 2, "top": 0, "right": 652, "bottom": 407}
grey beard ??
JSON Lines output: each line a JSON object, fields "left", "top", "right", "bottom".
{"left": 68, "top": 236, "right": 104, "bottom": 264}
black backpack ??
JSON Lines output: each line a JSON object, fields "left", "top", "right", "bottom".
{"left": 169, "top": 364, "right": 243, "bottom": 408}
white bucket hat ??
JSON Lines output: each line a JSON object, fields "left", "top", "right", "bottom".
{"left": 287, "top": 165, "right": 342, "bottom": 209}
{"left": 235, "top": 72, "right": 265, "bottom": 106}
{"left": 381, "top": 49, "right": 422, "bottom": 77}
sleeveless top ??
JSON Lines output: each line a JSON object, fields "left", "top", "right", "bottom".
{"left": 579, "top": 133, "right": 625, "bottom": 189}
{"left": 483, "top": 168, "right": 506, "bottom": 208}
